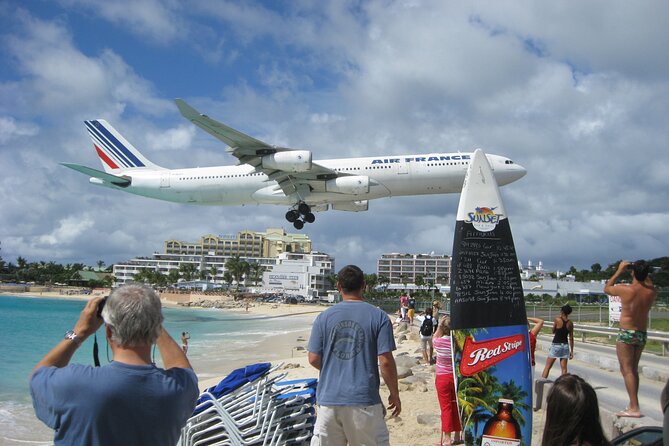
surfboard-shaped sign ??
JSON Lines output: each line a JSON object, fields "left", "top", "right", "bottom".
{"left": 450, "top": 149, "right": 531, "bottom": 446}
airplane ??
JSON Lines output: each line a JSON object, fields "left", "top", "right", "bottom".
{"left": 62, "top": 99, "right": 526, "bottom": 230}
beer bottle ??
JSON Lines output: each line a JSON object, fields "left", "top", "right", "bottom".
{"left": 481, "top": 398, "right": 521, "bottom": 446}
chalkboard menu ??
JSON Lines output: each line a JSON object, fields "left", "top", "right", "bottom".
{"left": 450, "top": 218, "right": 526, "bottom": 329}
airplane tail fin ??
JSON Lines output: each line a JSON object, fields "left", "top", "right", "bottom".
{"left": 84, "top": 119, "right": 163, "bottom": 173}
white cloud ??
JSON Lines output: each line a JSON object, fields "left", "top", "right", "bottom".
{"left": 1, "top": 0, "right": 668, "bottom": 275}
{"left": 59, "top": 0, "right": 185, "bottom": 44}
{"left": 0, "top": 116, "right": 38, "bottom": 144}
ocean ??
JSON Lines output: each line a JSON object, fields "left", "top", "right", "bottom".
{"left": 0, "top": 295, "right": 315, "bottom": 445}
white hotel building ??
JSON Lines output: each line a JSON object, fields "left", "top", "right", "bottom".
{"left": 376, "top": 253, "right": 452, "bottom": 288}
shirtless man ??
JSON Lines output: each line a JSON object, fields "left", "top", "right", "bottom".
{"left": 604, "top": 260, "right": 656, "bottom": 418}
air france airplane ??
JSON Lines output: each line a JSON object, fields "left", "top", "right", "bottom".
{"left": 62, "top": 99, "right": 526, "bottom": 229}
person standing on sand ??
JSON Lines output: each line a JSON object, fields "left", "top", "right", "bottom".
{"left": 407, "top": 294, "right": 416, "bottom": 327}
{"left": 604, "top": 260, "right": 657, "bottom": 418}
{"left": 308, "top": 265, "right": 401, "bottom": 446}
{"left": 541, "top": 304, "right": 574, "bottom": 378}
{"left": 433, "top": 316, "right": 462, "bottom": 446}
{"left": 181, "top": 331, "right": 191, "bottom": 354}
{"left": 30, "top": 284, "right": 198, "bottom": 445}
{"left": 400, "top": 292, "right": 408, "bottom": 321}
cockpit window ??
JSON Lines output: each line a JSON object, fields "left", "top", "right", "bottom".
{"left": 505, "top": 160, "right": 514, "bottom": 164}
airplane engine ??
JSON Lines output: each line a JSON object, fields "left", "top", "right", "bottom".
{"left": 325, "top": 176, "right": 370, "bottom": 195}
{"left": 331, "top": 200, "right": 369, "bottom": 212}
{"left": 262, "top": 150, "right": 312, "bottom": 173}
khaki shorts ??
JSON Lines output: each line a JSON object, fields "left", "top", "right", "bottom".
{"left": 310, "top": 404, "right": 389, "bottom": 446}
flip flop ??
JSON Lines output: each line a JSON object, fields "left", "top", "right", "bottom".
{"left": 615, "top": 410, "right": 642, "bottom": 418}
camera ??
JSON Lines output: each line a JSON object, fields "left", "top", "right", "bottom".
{"left": 97, "top": 296, "right": 108, "bottom": 318}
{"left": 626, "top": 263, "right": 635, "bottom": 270}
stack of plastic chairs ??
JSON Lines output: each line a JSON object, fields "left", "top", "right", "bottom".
{"left": 178, "top": 362, "right": 317, "bottom": 446}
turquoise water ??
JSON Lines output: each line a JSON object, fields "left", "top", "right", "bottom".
{"left": 0, "top": 295, "right": 314, "bottom": 445}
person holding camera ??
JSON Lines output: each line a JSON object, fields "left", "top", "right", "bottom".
{"left": 604, "top": 260, "right": 656, "bottom": 418}
{"left": 30, "top": 284, "right": 199, "bottom": 445}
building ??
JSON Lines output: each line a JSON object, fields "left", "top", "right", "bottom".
{"left": 376, "top": 253, "right": 451, "bottom": 287}
{"left": 260, "top": 252, "right": 335, "bottom": 299}
{"left": 164, "top": 228, "right": 312, "bottom": 258}
{"left": 113, "top": 229, "right": 332, "bottom": 298}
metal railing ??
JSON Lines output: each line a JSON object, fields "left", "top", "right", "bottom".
{"left": 543, "top": 320, "right": 669, "bottom": 356}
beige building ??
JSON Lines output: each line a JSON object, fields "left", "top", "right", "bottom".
{"left": 164, "top": 228, "right": 312, "bottom": 258}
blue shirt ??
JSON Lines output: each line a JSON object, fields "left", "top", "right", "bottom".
{"left": 30, "top": 361, "right": 199, "bottom": 445}
{"left": 308, "top": 300, "right": 396, "bottom": 406}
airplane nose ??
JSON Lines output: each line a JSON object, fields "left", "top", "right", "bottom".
{"left": 513, "top": 163, "right": 527, "bottom": 181}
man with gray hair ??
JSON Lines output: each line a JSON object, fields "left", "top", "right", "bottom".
{"left": 30, "top": 285, "right": 199, "bottom": 445}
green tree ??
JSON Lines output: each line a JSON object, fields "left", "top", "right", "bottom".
{"left": 378, "top": 275, "right": 389, "bottom": 291}
{"left": 364, "top": 273, "right": 378, "bottom": 292}
{"left": 415, "top": 274, "right": 425, "bottom": 291}
{"left": 249, "top": 262, "right": 265, "bottom": 286}
{"left": 167, "top": 269, "right": 180, "bottom": 285}
{"left": 325, "top": 274, "right": 337, "bottom": 290}
{"left": 225, "top": 256, "right": 250, "bottom": 289}
{"left": 96, "top": 260, "right": 106, "bottom": 271}
{"left": 223, "top": 271, "right": 234, "bottom": 288}
{"left": 178, "top": 263, "right": 197, "bottom": 282}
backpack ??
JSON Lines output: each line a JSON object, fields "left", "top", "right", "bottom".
{"left": 420, "top": 316, "right": 434, "bottom": 336}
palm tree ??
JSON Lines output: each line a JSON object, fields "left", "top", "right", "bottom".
{"left": 167, "top": 269, "right": 180, "bottom": 285}
{"left": 325, "top": 274, "right": 337, "bottom": 290}
{"left": 96, "top": 260, "right": 105, "bottom": 271}
{"left": 364, "top": 273, "right": 378, "bottom": 292}
{"left": 225, "top": 256, "right": 250, "bottom": 289}
{"left": 178, "top": 263, "right": 197, "bottom": 282}
{"left": 249, "top": 262, "right": 265, "bottom": 286}
{"left": 209, "top": 265, "right": 218, "bottom": 282}
{"left": 378, "top": 275, "right": 389, "bottom": 291}
{"left": 415, "top": 274, "right": 425, "bottom": 291}
{"left": 222, "top": 271, "right": 234, "bottom": 288}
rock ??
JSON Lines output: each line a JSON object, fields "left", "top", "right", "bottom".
{"left": 416, "top": 414, "right": 441, "bottom": 426}
{"left": 283, "top": 363, "right": 302, "bottom": 369}
{"left": 395, "top": 355, "right": 420, "bottom": 369}
{"left": 400, "top": 375, "right": 426, "bottom": 386}
{"left": 397, "top": 334, "right": 407, "bottom": 342}
{"left": 396, "top": 365, "right": 414, "bottom": 379}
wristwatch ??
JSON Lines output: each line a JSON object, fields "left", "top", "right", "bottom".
{"left": 64, "top": 330, "right": 82, "bottom": 346}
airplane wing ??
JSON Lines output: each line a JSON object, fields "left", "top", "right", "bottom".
{"left": 175, "top": 99, "right": 340, "bottom": 196}
{"left": 61, "top": 163, "right": 131, "bottom": 187}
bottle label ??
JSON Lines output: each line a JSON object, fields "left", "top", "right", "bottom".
{"left": 481, "top": 434, "right": 521, "bottom": 446}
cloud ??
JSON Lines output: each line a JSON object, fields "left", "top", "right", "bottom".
{"left": 0, "top": 116, "right": 38, "bottom": 144}
{"left": 1, "top": 0, "right": 668, "bottom": 277}
{"left": 59, "top": 0, "right": 186, "bottom": 44}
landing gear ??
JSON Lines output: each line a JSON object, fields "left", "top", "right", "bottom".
{"left": 285, "top": 210, "right": 299, "bottom": 223}
{"left": 285, "top": 202, "right": 315, "bottom": 230}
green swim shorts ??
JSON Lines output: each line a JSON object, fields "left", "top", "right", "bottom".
{"left": 616, "top": 329, "right": 647, "bottom": 346}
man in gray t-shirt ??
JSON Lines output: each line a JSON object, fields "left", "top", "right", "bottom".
{"left": 308, "top": 265, "right": 401, "bottom": 446}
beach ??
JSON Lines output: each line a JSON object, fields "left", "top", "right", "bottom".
{"left": 1, "top": 290, "right": 548, "bottom": 445}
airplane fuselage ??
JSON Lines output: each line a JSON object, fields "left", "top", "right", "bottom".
{"left": 93, "top": 152, "right": 525, "bottom": 208}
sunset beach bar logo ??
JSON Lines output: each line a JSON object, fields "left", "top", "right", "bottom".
{"left": 465, "top": 206, "right": 502, "bottom": 232}
{"left": 459, "top": 333, "right": 526, "bottom": 376}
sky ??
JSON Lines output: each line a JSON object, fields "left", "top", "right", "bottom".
{"left": 1, "top": 0, "right": 668, "bottom": 275}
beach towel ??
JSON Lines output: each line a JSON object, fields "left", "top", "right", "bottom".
{"left": 194, "top": 362, "right": 272, "bottom": 413}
